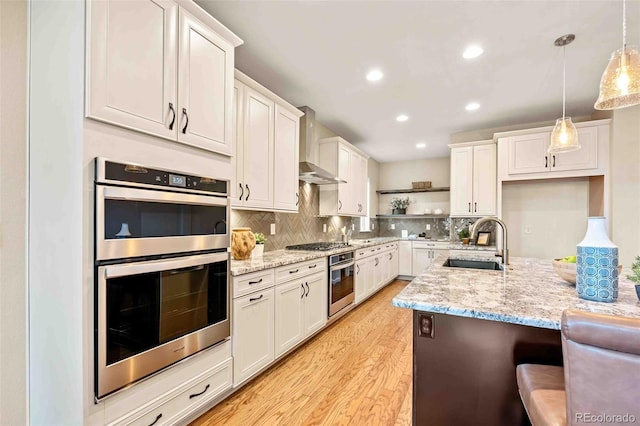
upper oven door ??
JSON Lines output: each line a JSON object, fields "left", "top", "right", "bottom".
{"left": 96, "top": 185, "right": 229, "bottom": 261}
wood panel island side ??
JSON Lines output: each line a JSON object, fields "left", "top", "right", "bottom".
{"left": 392, "top": 254, "right": 640, "bottom": 426}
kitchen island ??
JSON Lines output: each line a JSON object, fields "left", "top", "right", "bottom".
{"left": 392, "top": 253, "right": 640, "bottom": 426}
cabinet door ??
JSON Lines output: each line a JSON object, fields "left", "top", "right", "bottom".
{"left": 87, "top": 0, "right": 177, "bottom": 139}
{"left": 507, "top": 132, "right": 550, "bottom": 175}
{"left": 337, "top": 145, "right": 352, "bottom": 214}
{"left": 472, "top": 144, "right": 497, "bottom": 216}
{"left": 178, "top": 9, "right": 234, "bottom": 155}
{"left": 232, "top": 288, "right": 274, "bottom": 386}
{"left": 353, "top": 152, "right": 368, "bottom": 216}
{"left": 552, "top": 126, "right": 598, "bottom": 172}
{"left": 371, "top": 256, "right": 383, "bottom": 293}
{"left": 412, "top": 248, "right": 432, "bottom": 276}
{"left": 354, "top": 259, "right": 367, "bottom": 304}
{"left": 450, "top": 147, "right": 474, "bottom": 216}
{"left": 303, "top": 272, "right": 328, "bottom": 336}
{"left": 231, "top": 80, "right": 244, "bottom": 206}
{"left": 398, "top": 241, "right": 412, "bottom": 275}
{"left": 274, "top": 280, "right": 304, "bottom": 358}
{"left": 273, "top": 105, "right": 300, "bottom": 211}
{"left": 391, "top": 249, "right": 399, "bottom": 278}
{"left": 242, "top": 87, "right": 274, "bottom": 209}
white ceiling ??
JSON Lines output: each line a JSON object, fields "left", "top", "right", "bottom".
{"left": 197, "top": 0, "right": 640, "bottom": 162}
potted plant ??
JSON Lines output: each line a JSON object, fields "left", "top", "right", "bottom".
{"left": 457, "top": 227, "right": 470, "bottom": 245}
{"left": 252, "top": 232, "right": 266, "bottom": 257}
{"left": 628, "top": 256, "right": 640, "bottom": 300}
{"left": 390, "top": 197, "right": 411, "bottom": 215}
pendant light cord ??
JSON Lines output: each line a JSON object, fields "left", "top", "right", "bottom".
{"left": 623, "top": 0, "right": 626, "bottom": 49}
{"left": 562, "top": 45, "right": 566, "bottom": 119}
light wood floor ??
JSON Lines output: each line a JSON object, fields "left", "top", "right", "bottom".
{"left": 191, "top": 280, "right": 413, "bottom": 426}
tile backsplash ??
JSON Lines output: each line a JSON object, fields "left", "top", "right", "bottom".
{"left": 230, "top": 182, "right": 379, "bottom": 251}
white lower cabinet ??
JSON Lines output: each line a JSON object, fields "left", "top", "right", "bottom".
{"left": 398, "top": 241, "right": 412, "bottom": 276}
{"left": 355, "top": 243, "right": 398, "bottom": 304}
{"left": 411, "top": 241, "right": 450, "bottom": 276}
{"left": 275, "top": 269, "right": 327, "bottom": 358}
{"left": 104, "top": 341, "right": 232, "bottom": 426}
{"left": 232, "top": 287, "right": 275, "bottom": 387}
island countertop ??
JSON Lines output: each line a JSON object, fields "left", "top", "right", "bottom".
{"left": 392, "top": 253, "right": 640, "bottom": 330}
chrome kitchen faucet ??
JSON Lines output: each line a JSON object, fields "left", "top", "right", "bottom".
{"left": 471, "top": 217, "right": 509, "bottom": 265}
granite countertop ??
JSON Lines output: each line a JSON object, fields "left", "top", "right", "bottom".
{"left": 392, "top": 252, "right": 640, "bottom": 330}
{"left": 230, "top": 237, "right": 400, "bottom": 276}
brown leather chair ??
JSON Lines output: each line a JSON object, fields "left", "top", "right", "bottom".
{"left": 516, "top": 309, "right": 640, "bottom": 426}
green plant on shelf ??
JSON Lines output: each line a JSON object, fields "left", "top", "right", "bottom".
{"left": 627, "top": 256, "right": 640, "bottom": 283}
{"left": 254, "top": 232, "right": 266, "bottom": 245}
{"left": 389, "top": 197, "right": 411, "bottom": 209}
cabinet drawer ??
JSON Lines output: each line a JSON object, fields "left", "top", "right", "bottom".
{"left": 233, "top": 269, "right": 274, "bottom": 298}
{"left": 112, "top": 359, "right": 232, "bottom": 426}
{"left": 412, "top": 241, "right": 449, "bottom": 250}
{"left": 356, "top": 245, "right": 385, "bottom": 259}
{"left": 275, "top": 258, "right": 325, "bottom": 283}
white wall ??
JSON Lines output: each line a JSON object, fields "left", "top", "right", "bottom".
{"left": 29, "top": 1, "right": 85, "bottom": 423}
{"left": 0, "top": 1, "right": 28, "bottom": 424}
{"left": 502, "top": 179, "right": 589, "bottom": 259}
{"left": 378, "top": 157, "right": 450, "bottom": 215}
{"left": 610, "top": 105, "right": 640, "bottom": 266}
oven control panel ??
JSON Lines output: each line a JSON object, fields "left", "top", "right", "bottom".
{"left": 96, "top": 158, "right": 228, "bottom": 195}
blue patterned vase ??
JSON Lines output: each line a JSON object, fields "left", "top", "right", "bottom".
{"left": 576, "top": 217, "right": 618, "bottom": 302}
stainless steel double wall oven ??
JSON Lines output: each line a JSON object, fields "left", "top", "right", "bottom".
{"left": 94, "top": 158, "right": 230, "bottom": 399}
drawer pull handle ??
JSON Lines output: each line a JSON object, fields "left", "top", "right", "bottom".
{"left": 249, "top": 295, "right": 264, "bottom": 302}
{"left": 189, "top": 384, "right": 210, "bottom": 399}
{"left": 305, "top": 282, "right": 310, "bottom": 297}
{"left": 308, "top": 264, "right": 317, "bottom": 269}
{"left": 248, "top": 278, "right": 263, "bottom": 285}
{"left": 168, "top": 103, "right": 176, "bottom": 130}
{"left": 148, "top": 413, "right": 162, "bottom": 426}
{"left": 289, "top": 269, "right": 299, "bottom": 274}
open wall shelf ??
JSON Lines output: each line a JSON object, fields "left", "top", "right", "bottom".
{"left": 376, "top": 187, "right": 450, "bottom": 195}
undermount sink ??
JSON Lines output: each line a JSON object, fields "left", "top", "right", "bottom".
{"left": 442, "top": 258, "right": 504, "bottom": 271}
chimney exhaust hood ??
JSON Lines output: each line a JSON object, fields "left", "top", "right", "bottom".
{"left": 298, "top": 106, "right": 346, "bottom": 185}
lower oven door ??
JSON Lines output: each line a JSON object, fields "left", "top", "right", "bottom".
{"left": 96, "top": 252, "right": 229, "bottom": 399}
{"left": 329, "top": 261, "right": 355, "bottom": 317}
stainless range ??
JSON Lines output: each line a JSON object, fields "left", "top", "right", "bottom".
{"left": 286, "top": 242, "right": 355, "bottom": 317}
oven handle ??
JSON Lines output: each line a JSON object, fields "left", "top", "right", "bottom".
{"left": 104, "top": 252, "right": 227, "bottom": 279}
{"left": 101, "top": 185, "right": 227, "bottom": 207}
{"left": 330, "top": 260, "right": 354, "bottom": 272}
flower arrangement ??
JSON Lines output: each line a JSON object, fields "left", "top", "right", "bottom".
{"left": 254, "top": 232, "right": 266, "bottom": 245}
{"left": 389, "top": 197, "right": 411, "bottom": 209}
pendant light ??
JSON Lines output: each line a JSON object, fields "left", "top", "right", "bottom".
{"left": 549, "top": 34, "right": 580, "bottom": 154}
{"left": 594, "top": 0, "right": 640, "bottom": 110}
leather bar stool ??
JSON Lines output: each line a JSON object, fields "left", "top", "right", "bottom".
{"left": 516, "top": 309, "right": 640, "bottom": 426}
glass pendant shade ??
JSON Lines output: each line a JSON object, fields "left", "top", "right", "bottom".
{"left": 594, "top": 45, "right": 640, "bottom": 110}
{"left": 549, "top": 117, "right": 580, "bottom": 153}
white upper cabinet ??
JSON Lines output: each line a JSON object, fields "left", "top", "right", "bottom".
{"left": 498, "top": 120, "right": 609, "bottom": 181}
{"left": 273, "top": 105, "right": 301, "bottom": 211}
{"left": 87, "top": 0, "right": 241, "bottom": 156}
{"left": 237, "top": 86, "right": 274, "bottom": 209}
{"left": 177, "top": 8, "right": 234, "bottom": 155}
{"left": 318, "top": 137, "right": 369, "bottom": 217}
{"left": 449, "top": 141, "right": 497, "bottom": 217}
{"left": 232, "top": 72, "right": 302, "bottom": 212}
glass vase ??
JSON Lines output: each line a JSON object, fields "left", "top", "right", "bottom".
{"left": 576, "top": 217, "right": 618, "bottom": 302}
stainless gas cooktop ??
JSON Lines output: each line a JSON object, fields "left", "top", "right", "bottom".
{"left": 285, "top": 242, "right": 351, "bottom": 251}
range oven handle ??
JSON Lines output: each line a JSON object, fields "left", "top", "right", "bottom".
{"left": 101, "top": 185, "right": 227, "bottom": 207}
{"left": 330, "top": 260, "right": 354, "bottom": 272}
{"left": 104, "top": 252, "right": 227, "bottom": 279}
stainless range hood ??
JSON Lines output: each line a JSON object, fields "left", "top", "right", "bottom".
{"left": 298, "top": 106, "right": 346, "bottom": 185}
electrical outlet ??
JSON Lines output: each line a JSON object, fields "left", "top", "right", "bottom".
{"left": 322, "top": 223, "right": 327, "bottom": 233}
{"left": 270, "top": 223, "right": 276, "bottom": 235}
{"left": 371, "top": 223, "right": 375, "bottom": 230}
{"left": 426, "top": 224, "right": 431, "bottom": 231}
{"left": 391, "top": 224, "right": 396, "bottom": 230}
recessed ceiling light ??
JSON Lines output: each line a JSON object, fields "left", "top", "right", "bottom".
{"left": 463, "top": 45, "right": 484, "bottom": 59}
{"left": 366, "top": 69, "right": 384, "bottom": 81}
{"left": 396, "top": 114, "right": 409, "bottom": 122}
{"left": 416, "top": 143, "right": 426, "bottom": 149}
{"left": 465, "top": 102, "right": 480, "bottom": 111}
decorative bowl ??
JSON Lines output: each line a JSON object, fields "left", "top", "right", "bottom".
{"left": 552, "top": 259, "right": 622, "bottom": 285}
